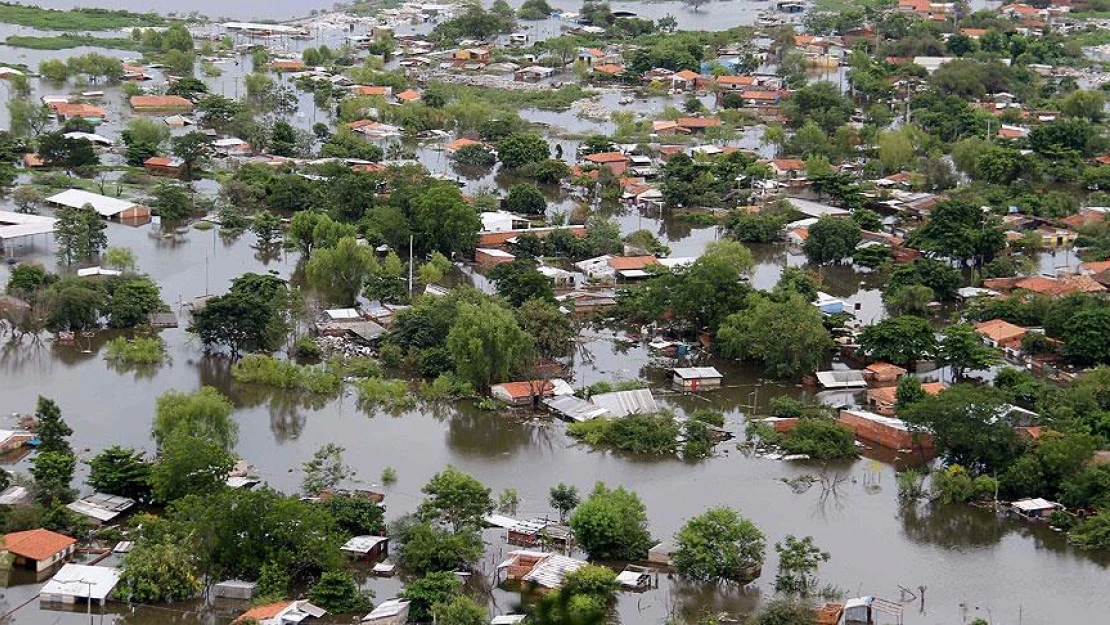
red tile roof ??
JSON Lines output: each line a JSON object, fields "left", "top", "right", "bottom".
{"left": 129, "top": 95, "right": 193, "bottom": 111}
{"left": 585, "top": 152, "right": 628, "bottom": 164}
{"left": 975, "top": 319, "right": 1028, "bottom": 343}
{"left": 493, "top": 380, "right": 554, "bottom": 399}
{"left": 677, "top": 117, "right": 721, "bottom": 129}
{"left": 3, "top": 529, "right": 75, "bottom": 561}
{"left": 396, "top": 89, "right": 421, "bottom": 101}
{"left": 234, "top": 602, "right": 293, "bottom": 624}
{"left": 608, "top": 255, "right": 659, "bottom": 270}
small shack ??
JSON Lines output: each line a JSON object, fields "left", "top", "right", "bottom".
{"left": 814, "top": 370, "right": 867, "bottom": 390}
{"left": 669, "top": 367, "right": 722, "bottom": 391}
{"left": 498, "top": 550, "right": 587, "bottom": 591}
{"left": 616, "top": 565, "right": 652, "bottom": 591}
{"left": 66, "top": 493, "right": 135, "bottom": 525}
{"left": 863, "top": 362, "right": 907, "bottom": 386}
{"left": 39, "top": 564, "right": 120, "bottom": 605}
{"left": 3, "top": 528, "right": 76, "bottom": 571}
{"left": 362, "top": 599, "right": 410, "bottom": 625}
{"left": 234, "top": 600, "right": 327, "bottom": 624}
{"left": 1011, "top": 498, "right": 1063, "bottom": 520}
{"left": 647, "top": 541, "right": 674, "bottom": 567}
{"left": 214, "top": 579, "right": 257, "bottom": 600}
{"left": 341, "top": 535, "right": 389, "bottom": 562}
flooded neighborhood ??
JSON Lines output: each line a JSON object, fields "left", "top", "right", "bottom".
{"left": 0, "top": 0, "right": 1109, "bottom": 623}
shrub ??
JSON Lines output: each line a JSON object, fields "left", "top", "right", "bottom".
{"left": 232, "top": 354, "right": 340, "bottom": 394}
{"left": 780, "top": 419, "right": 857, "bottom": 460}
{"left": 354, "top": 377, "right": 413, "bottom": 409}
{"left": 691, "top": 409, "right": 725, "bottom": 427}
{"left": 568, "top": 413, "right": 680, "bottom": 454}
{"left": 104, "top": 336, "right": 167, "bottom": 366}
{"left": 931, "top": 465, "right": 997, "bottom": 504}
{"left": 293, "top": 336, "right": 321, "bottom": 360}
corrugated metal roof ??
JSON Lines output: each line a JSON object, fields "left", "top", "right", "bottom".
{"left": 671, "top": 367, "right": 722, "bottom": 379}
{"left": 341, "top": 535, "right": 389, "bottom": 554}
{"left": 815, "top": 370, "right": 867, "bottom": 389}
{"left": 591, "top": 389, "right": 657, "bottom": 417}
{"left": 522, "top": 553, "right": 587, "bottom": 589}
{"left": 543, "top": 395, "right": 610, "bottom": 422}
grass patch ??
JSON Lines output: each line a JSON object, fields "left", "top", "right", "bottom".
{"left": 354, "top": 377, "right": 414, "bottom": 410}
{"left": 0, "top": 3, "right": 168, "bottom": 30}
{"left": 569, "top": 413, "right": 680, "bottom": 455}
{"left": 104, "top": 336, "right": 167, "bottom": 366}
{"left": 5, "top": 34, "right": 140, "bottom": 50}
{"left": 436, "top": 82, "right": 595, "bottom": 111}
{"left": 232, "top": 354, "right": 341, "bottom": 394}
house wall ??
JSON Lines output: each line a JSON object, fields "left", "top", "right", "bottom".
{"left": 837, "top": 410, "right": 935, "bottom": 454}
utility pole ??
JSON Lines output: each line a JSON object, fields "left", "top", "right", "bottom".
{"left": 408, "top": 234, "right": 414, "bottom": 294}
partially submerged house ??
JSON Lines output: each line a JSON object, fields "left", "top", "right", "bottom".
{"left": 234, "top": 600, "right": 327, "bottom": 624}
{"left": 490, "top": 379, "right": 574, "bottom": 406}
{"left": 46, "top": 189, "right": 151, "bottom": 222}
{"left": 1011, "top": 497, "right": 1063, "bottom": 520}
{"left": 837, "top": 409, "right": 935, "bottom": 456}
{"left": 129, "top": 95, "right": 194, "bottom": 112}
{"left": 497, "top": 550, "right": 587, "bottom": 591}
{"left": 669, "top": 367, "right": 723, "bottom": 391}
{"left": 485, "top": 515, "right": 575, "bottom": 550}
{"left": 213, "top": 579, "right": 257, "bottom": 600}
{"left": 341, "top": 535, "right": 389, "bottom": 562}
{"left": 590, "top": 388, "right": 658, "bottom": 417}
{"left": 39, "top": 564, "right": 120, "bottom": 605}
{"left": 66, "top": 493, "right": 135, "bottom": 525}
{"left": 362, "top": 599, "right": 410, "bottom": 625}
{"left": 3, "top": 529, "right": 76, "bottom": 572}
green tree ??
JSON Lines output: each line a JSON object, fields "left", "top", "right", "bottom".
{"left": 1062, "top": 308, "right": 1110, "bottom": 366}
{"left": 489, "top": 259, "right": 555, "bottom": 307}
{"left": 118, "top": 541, "right": 203, "bottom": 603}
{"left": 1070, "top": 510, "right": 1110, "bottom": 550}
{"left": 149, "top": 182, "right": 194, "bottom": 220}
{"left": 803, "top": 216, "right": 861, "bottom": 264}
{"left": 858, "top": 316, "right": 937, "bottom": 365}
{"left": 309, "top": 571, "right": 373, "bottom": 613}
{"left": 305, "top": 237, "right": 376, "bottom": 307}
{"left": 302, "top": 443, "right": 353, "bottom": 496}
{"left": 189, "top": 291, "right": 281, "bottom": 357}
{"left": 418, "top": 466, "right": 493, "bottom": 531}
{"left": 172, "top": 131, "right": 213, "bottom": 178}
{"left": 411, "top": 185, "right": 481, "bottom": 257}
{"left": 104, "top": 246, "right": 137, "bottom": 272}
{"left": 392, "top": 519, "right": 484, "bottom": 575}
{"left": 911, "top": 199, "right": 1005, "bottom": 267}
{"left": 31, "top": 451, "right": 75, "bottom": 505}
{"left": 34, "top": 396, "right": 72, "bottom": 455}
{"left": 122, "top": 117, "right": 170, "bottom": 166}
{"left": 549, "top": 483, "right": 580, "bottom": 521}
{"left": 773, "top": 535, "right": 829, "bottom": 595}
{"left": 252, "top": 211, "right": 283, "bottom": 246}
{"left": 447, "top": 300, "right": 533, "bottom": 390}
{"left": 434, "top": 595, "right": 487, "bottom": 625}
{"left": 506, "top": 183, "right": 547, "bottom": 215}
{"left": 517, "top": 299, "right": 574, "bottom": 360}
{"left": 324, "top": 495, "right": 386, "bottom": 536}
{"left": 748, "top": 599, "right": 816, "bottom": 625}
{"left": 673, "top": 507, "right": 765, "bottom": 585}
{"left": 88, "top": 446, "right": 151, "bottom": 502}
{"left": 716, "top": 294, "right": 832, "bottom": 379}
{"left": 54, "top": 204, "right": 107, "bottom": 264}
{"left": 938, "top": 323, "right": 999, "bottom": 379}
{"left": 569, "top": 483, "right": 652, "bottom": 560}
{"left": 399, "top": 571, "right": 461, "bottom": 623}
{"left": 106, "top": 275, "right": 165, "bottom": 328}
{"left": 44, "top": 278, "right": 105, "bottom": 331}
{"left": 149, "top": 431, "right": 234, "bottom": 503}
{"left": 498, "top": 133, "right": 549, "bottom": 168}
{"left": 900, "top": 384, "right": 1025, "bottom": 473}
{"left": 894, "top": 376, "right": 927, "bottom": 412}
{"left": 151, "top": 386, "right": 237, "bottom": 452}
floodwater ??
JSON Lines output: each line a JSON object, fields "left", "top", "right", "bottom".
{"left": 0, "top": 0, "right": 1104, "bottom": 623}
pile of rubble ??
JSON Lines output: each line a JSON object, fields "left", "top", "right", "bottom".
{"left": 315, "top": 334, "right": 375, "bottom": 359}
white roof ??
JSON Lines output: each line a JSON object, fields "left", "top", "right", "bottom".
{"left": 491, "top": 616, "right": 527, "bottom": 625}
{"left": 537, "top": 265, "right": 573, "bottom": 279}
{"left": 0, "top": 211, "right": 56, "bottom": 240}
{"left": 476, "top": 247, "right": 515, "bottom": 258}
{"left": 841, "top": 409, "right": 913, "bottom": 433}
{"left": 616, "top": 570, "right": 649, "bottom": 587}
{"left": 40, "top": 564, "right": 120, "bottom": 601}
{"left": 815, "top": 370, "right": 867, "bottom": 389}
{"left": 77, "top": 266, "right": 122, "bottom": 277}
{"left": 0, "top": 485, "right": 31, "bottom": 505}
{"left": 363, "top": 599, "right": 411, "bottom": 622}
{"left": 671, "top": 366, "right": 722, "bottom": 380}
{"left": 223, "top": 21, "right": 304, "bottom": 33}
{"left": 341, "top": 535, "right": 389, "bottom": 554}
{"left": 1013, "top": 498, "right": 1059, "bottom": 512}
{"left": 47, "top": 189, "right": 138, "bottom": 217}
{"left": 213, "top": 137, "right": 248, "bottom": 147}
{"left": 591, "top": 388, "right": 657, "bottom": 417}
{"left": 480, "top": 211, "right": 520, "bottom": 232}
{"left": 521, "top": 553, "right": 587, "bottom": 589}
{"left": 66, "top": 493, "right": 135, "bottom": 522}
{"left": 787, "top": 198, "right": 851, "bottom": 218}
{"left": 63, "top": 132, "right": 111, "bottom": 145}
{"left": 543, "top": 395, "right": 610, "bottom": 422}
{"left": 325, "top": 308, "right": 362, "bottom": 320}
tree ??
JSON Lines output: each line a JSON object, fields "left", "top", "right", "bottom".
{"left": 803, "top": 216, "right": 861, "bottom": 264}
{"left": 410, "top": 186, "right": 481, "bottom": 258}
{"left": 152, "top": 386, "right": 237, "bottom": 452}
{"left": 939, "top": 323, "right": 999, "bottom": 379}
{"left": 8, "top": 100, "right": 51, "bottom": 137}
{"left": 447, "top": 300, "right": 533, "bottom": 390}
{"left": 104, "top": 247, "right": 137, "bottom": 272}
{"left": 894, "top": 376, "right": 927, "bottom": 413}
{"left": 749, "top": 598, "right": 817, "bottom": 625}
{"left": 106, "top": 275, "right": 165, "bottom": 328}
{"left": 673, "top": 507, "right": 765, "bottom": 585}
{"left": 54, "top": 204, "right": 106, "bottom": 264}
{"left": 506, "top": 183, "right": 547, "bottom": 215}
{"left": 418, "top": 466, "right": 493, "bottom": 531}
{"left": 498, "top": 133, "right": 549, "bottom": 168}
{"left": 549, "top": 483, "right": 580, "bottom": 521}
{"left": 434, "top": 595, "right": 487, "bottom": 625}
{"left": 1061, "top": 89, "right": 1106, "bottom": 122}
{"left": 12, "top": 185, "right": 44, "bottom": 214}
{"left": 399, "top": 571, "right": 461, "bottom": 623}
{"left": 885, "top": 283, "right": 934, "bottom": 316}
{"left": 569, "top": 483, "right": 652, "bottom": 560}
{"left": 39, "top": 59, "right": 69, "bottom": 82}
{"left": 306, "top": 237, "right": 376, "bottom": 307}
{"left": 189, "top": 291, "right": 281, "bottom": 357}
{"left": 6, "top": 263, "right": 55, "bottom": 298}
{"left": 31, "top": 451, "right": 75, "bottom": 504}
{"left": 252, "top": 210, "right": 283, "bottom": 246}
{"left": 393, "top": 519, "right": 484, "bottom": 575}
{"left": 122, "top": 117, "right": 170, "bottom": 165}
{"left": 899, "top": 384, "right": 1025, "bottom": 473}
{"left": 911, "top": 199, "right": 1005, "bottom": 267}
{"left": 774, "top": 535, "right": 829, "bottom": 595}
{"left": 517, "top": 299, "right": 574, "bottom": 360}
{"left": 1070, "top": 510, "right": 1110, "bottom": 550}
{"left": 88, "top": 446, "right": 152, "bottom": 502}
{"left": 1062, "top": 308, "right": 1110, "bottom": 366}
{"left": 489, "top": 260, "right": 555, "bottom": 307}
{"left": 118, "top": 541, "right": 203, "bottom": 603}
{"left": 148, "top": 182, "right": 194, "bottom": 220}
{"left": 34, "top": 397, "right": 72, "bottom": 455}
{"left": 44, "top": 279, "right": 105, "bottom": 332}
{"left": 302, "top": 444, "right": 354, "bottom": 496}
{"left": 324, "top": 495, "right": 386, "bottom": 536}
{"left": 149, "top": 431, "right": 235, "bottom": 503}
{"left": 453, "top": 143, "right": 496, "bottom": 166}
{"left": 858, "top": 316, "right": 937, "bottom": 365}
{"left": 716, "top": 294, "right": 832, "bottom": 379}
{"left": 172, "top": 131, "right": 213, "bottom": 178}
{"left": 309, "top": 571, "right": 373, "bottom": 613}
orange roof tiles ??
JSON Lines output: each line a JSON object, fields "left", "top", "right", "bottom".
{"left": 593, "top": 63, "right": 624, "bottom": 75}
{"left": 608, "top": 255, "right": 659, "bottom": 271}
{"left": 3, "top": 529, "right": 75, "bottom": 561}
{"left": 976, "top": 319, "right": 1028, "bottom": 344}
{"left": 494, "top": 380, "right": 555, "bottom": 399}
{"left": 234, "top": 602, "right": 293, "bottom": 624}
{"left": 129, "top": 95, "right": 193, "bottom": 111}
{"left": 446, "top": 137, "right": 483, "bottom": 152}
{"left": 866, "top": 361, "right": 907, "bottom": 377}
{"left": 674, "top": 69, "right": 700, "bottom": 81}
{"left": 677, "top": 117, "right": 721, "bottom": 129}
{"left": 740, "top": 89, "right": 781, "bottom": 101}
{"left": 772, "top": 158, "right": 806, "bottom": 171}
{"left": 396, "top": 89, "right": 421, "bottom": 101}
{"left": 585, "top": 152, "right": 629, "bottom": 164}
{"left": 49, "top": 102, "right": 106, "bottom": 118}
{"left": 1083, "top": 260, "right": 1110, "bottom": 274}
{"left": 355, "top": 85, "right": 391, "bottom": 97}
{"left": 716, "top": 75, "right": 756, "bottom": 86}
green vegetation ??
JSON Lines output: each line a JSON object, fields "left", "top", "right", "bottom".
{"left": 569, "top": 482, "right": 653, "bottom": 560}
{"left": 569, "top": 413, "right": 681, "bottom": 455}
{"left": 0, "top": 3, "right": 167, "bottom": 30}
{"left": 673, "top": 507, "right": 765, "bottom": 585}
{"left": 231, "top": 354, "right": 341, "bottom": 394}
{"left": 104, "top": 336, "right": 168, "bottom": 366}
{"left": 5, "top": 34, "right": 140, "bottom": 50}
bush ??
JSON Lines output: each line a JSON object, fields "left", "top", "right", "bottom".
{"left": 104, "top": 336, "right": 167, "bottom": 366}
{"left": 354, "top": 377, "right": 413, "bottom": 409}
{"left": 568, "top": 413, "right": 680, "bottom": 454}
{"left": 770, "top": 396, "right": 806, "bottom": 418}
{"left": 780, "top": 419, "right": 857, "bottom": 460}
{"left": 293, "top": 336, "right": 321, "bottom": 360}
{"left": 232, "top": 354, "right": 341, "bottom": 394}
{"left": 931, "top": 465, "right": 997, "bottom": 504}
{"left": 691, "top": 409, "right": 725, "bottom": 427}
{"left": 1069, "top": 510, "right": 1110, "bottom": 550}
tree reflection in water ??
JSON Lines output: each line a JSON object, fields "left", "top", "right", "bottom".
{"left": 447, "top": 407, "right": 553, "bottom": 458}
{"left": 899, "top": 501, "right": 1006, "bottom": 549}
{"left": 663, "top": 576, "right": 762, "bottom": 625}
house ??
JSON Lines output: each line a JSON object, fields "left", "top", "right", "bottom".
{"left": 544, "top": 394, "right": 611, "bottom": 422}
{"left": 515, "top": 66, "right": 556, "bottom": 82}
{"left": 498, "top": 550, "right": 587, "bottom": 590}
{"left": 354, "top": 85, "right": 393, "bottom": 97}
{"left": 490, "top": 379, "right": 573, "bottom": 406}
{"left": 584, "top": 151, "right": 629, "bottom": 174}
{"left": 769, "top": 158, "right": 806, "bottom": 180}
{"left": 341, "top": 535, "right": 389, "bottom": 562}
{"left": 453, "top": 48, "right": 490, "bottom": 63}
{"left": 362, "top": 599, "right": 410, "bottom": 625}
{"left": 129, "top": 95, "right": 194, "bottom": 112}
{"left": 46, "top": 189, "right": 151, "bottom": 221}
{"left": 48, "top": 102, "right": 107, "bottom": 121}
{"left": 475, "top": 247, "right": 516, "bottom": 265}
{"left": 671, "top": 69, "right": 701, "bottom": 91}
{"left": 480, "top": 210, "right": 530, "bottom": 233}
{"left": 39, "top": 564, "right": 120, "bottom": 605}
{"left": 446, "top": 138, "right": 485, "bottom": 154}
{"left": 1011, "top": 497, "right": 1063, "bottom": 519}
{"left": 214, "top": 580, "right": 257, "bottom": 600}
{"left": 814, "top": 370, "right": 868, "bottom": 390}
{"left": 590, "top": 388, "right": 658, "bottom": 417}
{"left": 837, "top": 409, "right": 935, "bottom": 456}
{"left": 670, "top": 367, "right": 723, "bottom": 391}
{"left": 0, "top": 429, "right": 33, "bottom": 454}
{"left": 395, "top": 89, "right": 421, "bottom": 103}
{"left": 975, "top": 319, "right": 1027, "bottom": 350}
{"left": 3, "top": 529, "right": 76, "bottom": 571}
{"left": 591, "top": 63, "right": 624, "bottom": 77}
{"left": 867, "top": 381, "right": 944, "bottom": 416}
{"left": 864, "top": 362, "right": 907, "bottom": 386}
{"left": 716, "top": 75, "right": 756, "bottom": 91}
{"left": 491, "top": 616, "right": 528, "bottom": 625}
{"left": 537, "top": 265, "right": 574, "bottom": 286}
{"left": 0, "top": 485, "right": 33, "bottom": 506}
{"left": 478, "top": 224, "right": 586, "bottom": 248}
{"left": 142, "top": 156, "right": 185, "bottom": 177}
{"left": 234, "top": 600, "right": 327, "bottom": 624}
{"left": 616, "top": 565, "right": 652, "bottom": 591}
{"left": 65, "top": 493, "right": 135, "bottom": 525}
{"left": 486, "top": 515, "right": 575, "bottom": 549}
{"left": 555, "top": 289, "right": 617, "bottom": 314}
{"left": 575, "top": 255, "right": 659, "bottom": 281}
{"left": 647, "top": 541, "right": 675, "bottom": 566}
{"left": 676, "top": 117, "right": 721, "bottom": 132}
{"left": 1036, "top": 225, "right": 1077, "bottom": 248}
{"left": 270, "top": 59, "right": 306, "bottom": 72}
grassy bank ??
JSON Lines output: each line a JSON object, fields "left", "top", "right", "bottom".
{"left": 5, "top": 34, "right": 141, "bottom": 50}
{"left": 0, "top": 2, "right": 166, "bottom": 30}
{"left": 436, "top": 82, "right": 595, "bottom": 111}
